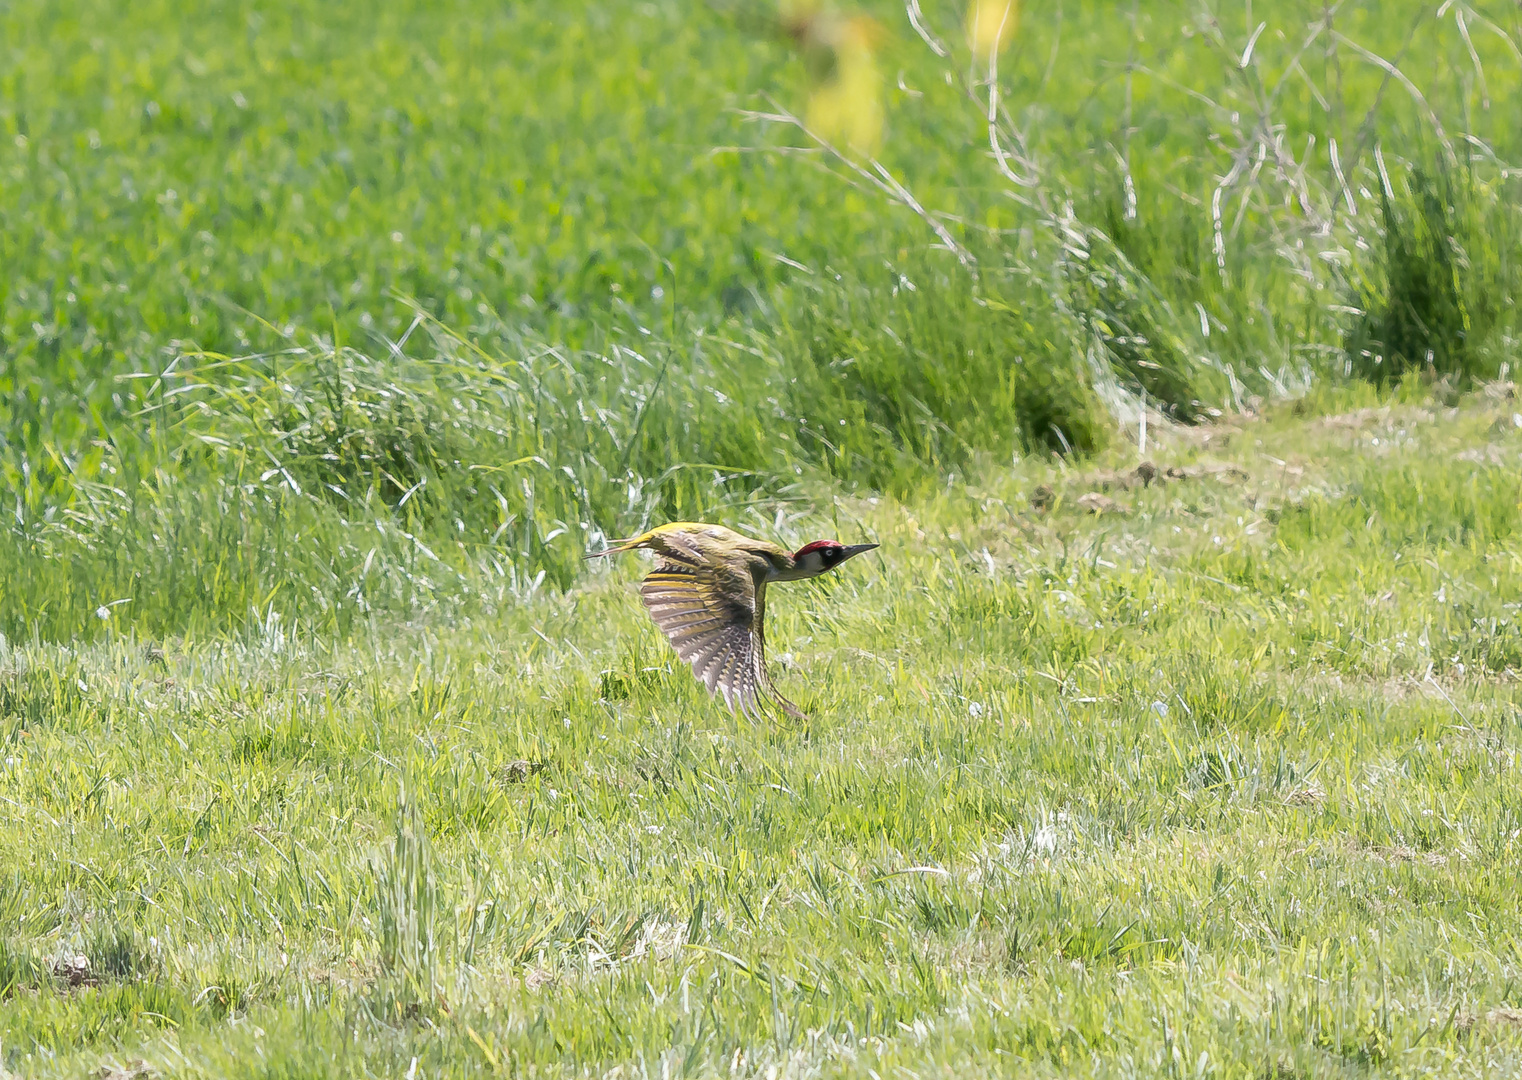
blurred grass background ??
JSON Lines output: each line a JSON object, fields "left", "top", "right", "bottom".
{"left": 2, "top": 0, "right": 1520, "bottom": 640}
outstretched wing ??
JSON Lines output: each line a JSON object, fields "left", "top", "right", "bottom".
{"left": 639, "top": 554, "right": 803, "bottom": 720}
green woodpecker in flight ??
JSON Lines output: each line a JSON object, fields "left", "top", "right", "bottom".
{"left": 589, "top": 522, "right": 878, "bottom": 721}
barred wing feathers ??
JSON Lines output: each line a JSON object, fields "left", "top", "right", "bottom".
{"left": 639, "top": 557, "right": 804, "bottom": 720}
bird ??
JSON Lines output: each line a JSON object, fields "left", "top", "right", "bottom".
{"left": 587, "top": 522, "right": 878, "bottom": 721}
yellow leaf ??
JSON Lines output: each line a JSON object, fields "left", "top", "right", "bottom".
{"left": 804, "top": 17, "right": 884, "bottom": 155}
{"left": 967, "top": 0, "right": 1019, "bottom": 56}
{"left": 806, "top": 57, "right": 883, "bottom": 154}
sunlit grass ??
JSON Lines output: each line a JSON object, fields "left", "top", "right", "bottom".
{"left": 4, "top": 387, "right": 1522, "bottom": 1076}
{"left": 5, "top": 0, "right": 1522, "bottom": 1074}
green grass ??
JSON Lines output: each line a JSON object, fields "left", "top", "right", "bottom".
{"left": 6, "top": 0, "right": 1522, "bottom": 1074}
{"left": 6, "top": 0, "right": 1522, "bottom": 643}
{"left": 6, "top": 389, "right": 1522, "bottom": 1077}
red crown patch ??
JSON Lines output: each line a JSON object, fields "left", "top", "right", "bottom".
{"left": 793, "top": 540, "right": 841, "bottom": 557}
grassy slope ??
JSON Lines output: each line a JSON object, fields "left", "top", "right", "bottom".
{"left": 4, "top": 387, "right": 1522, "bottom": 1078}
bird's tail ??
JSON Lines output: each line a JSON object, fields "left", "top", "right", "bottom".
{"left": 757, "top": 661, "right": 810, "bottom": 723}
{"left": 771, "top": 691, "right": 810, "bottom": 723}
{"left": 583, "top": 533, "right": 650, "bottom": 560}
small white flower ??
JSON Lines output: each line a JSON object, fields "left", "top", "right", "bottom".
{"left": 968, "top": 701, "right": 985, "bottom": 718}
{"left": 1151, "top": 701, "right": 1169, "bottom": 718}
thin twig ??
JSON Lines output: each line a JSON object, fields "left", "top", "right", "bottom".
{"left": 1329, "top": 138, "right": 1356, "bottom": 215}
{"left": 903, "top": 0, "right": 949, "bottom": 57}
{"left": 1471, "top": 6, "right": 1522, "bottom": 64}
{"left": 747, "top": 96, "right": 979, "bottom": 270}
{"left": 985, "top": 7, "right": 1041, "bottom": 190}
{"left": 1454, "top": 8, "right": 1490, "bottom": 110}
{"left": 1038, "top": 0, "right": 1065, "bottom": 96}
{"left": 1121, "top": 0, "right": 1140, "bottom": 220}
{"left": 1343, "top": 9, "right": 1435, "bottom": 177}
{"left": 1335, "top": 31, "right": 1458, "bottom": 168}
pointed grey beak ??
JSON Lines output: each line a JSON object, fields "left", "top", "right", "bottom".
{"left": 839, "top": 543, "right": 879, "bottom": 563}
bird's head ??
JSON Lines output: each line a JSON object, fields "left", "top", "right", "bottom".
{"left": 785, "top": 539, "right": 879, "bottom": 579}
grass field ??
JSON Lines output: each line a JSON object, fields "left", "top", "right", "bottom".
{"left": 5, "top": 0, "right": 1521, "bottom": 640}
{"left": 5, "top": 0, "right": 1522, "bottom": 1075}
{"left": 7, "top": 389, "right": 1522, "bottom": 1077}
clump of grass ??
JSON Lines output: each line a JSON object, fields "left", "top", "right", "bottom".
{"left": 1089, "top": 181, "right": 1323, "bottom": 409}
{"left": 255, "top": 346, "right": 478, "bottom": 508}
{"left": 372, "top": 787, "right": 439, "bottom": 1016}
{"left": 0, "top": 937, "right": 43, "bottom": 997}
{"left": 80, "top": 920, "right": 156, "bottom": 982}
{"left": 166, "top": 320, "right": 782, "bottom": 541}
{"left": 1061, "top": 229, "right": 1213, "bottom": 422}
{"left": 1345, "top": 164, "right": 1519, "bottom": 384}
{"left": 770, "top": 258, "right": 1108, "bottom": 490}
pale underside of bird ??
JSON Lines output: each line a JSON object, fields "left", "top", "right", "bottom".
{"left": 587, "top": 522, "right": 878, "bottom": 721}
